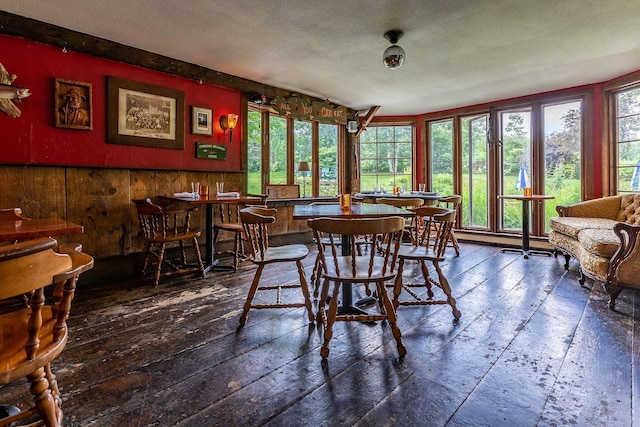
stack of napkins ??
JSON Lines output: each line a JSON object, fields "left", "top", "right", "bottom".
{"left": 217, "top": 191, "right": 240, "bottom": 198}
{"left": 173, "top": 192, "right": 200, "bottom": 200}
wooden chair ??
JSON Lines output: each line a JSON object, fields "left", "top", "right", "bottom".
{"left": 308, "top": 202, "right": 373, "bottom": 298}
{"left": 0, "top": 238, "right": 94, "bottom": 427}
{"left": 392, "top": 206, "right": 461, "bottom": 322}
{"left": 213, "top": 202, "right": 246, "bottom": 271}
{"left": 238, "top": 206, "right": 314, "bottom": 326}
{"left": 376, "top": 197, "right": 424, "bottom": 243}
{"left": 308, "top": 216, "right": 406, "bottom": 360}
{"left": 133, "top": 198, "right": 205, "bottom": 286}
{"left": 437, "top": 194, "right": 462, "bottom": 255}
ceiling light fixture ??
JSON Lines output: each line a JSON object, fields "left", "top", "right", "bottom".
{"left": 382, "top": 30, "right": 406, "bottom": 70}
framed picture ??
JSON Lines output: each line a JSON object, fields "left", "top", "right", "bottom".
{"left": 191, "top": 106, "right": 212, "bottom": 136}
{"left": 54, "top": 79, "right": 92, "bottom": 130}
{"left": 107, "top": 76, "right": 185, "bottom": 149}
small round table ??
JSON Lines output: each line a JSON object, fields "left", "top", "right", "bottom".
{"left": 498, "top": 194, "right": 555, "bottom": 259}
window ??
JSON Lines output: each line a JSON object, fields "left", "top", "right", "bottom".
{"left": 542, "top": 101, "right": 582, "bottom": 230}
{"left": 247, "top": 110, "right": 262, "bottom": 195}
{"left": 614, "top": 86, "right": 640, "bottom": 193}
{"left": 500, "top": 109, "right": 532, "bottom": 231}
{"left": 269, "top": 116, "right": 287, "bottom": 185}
{"left": 429, "top": 120, "right": 454, "bottom": 196}
{"left": 461, "top": 115, "right": 489, "bottom": 229}
{"left": 294, "top": 120, "right": 312, "bottom": 197}
{"left": 247, "top": 107, "right": 339, "bottom": 196}
{"left": 319, "top": 124, "right": 338, "bottom": 196}
{"left": 359, "top": 125, "right": 413, "bottom": 191}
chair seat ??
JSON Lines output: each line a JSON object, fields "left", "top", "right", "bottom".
{"left": 322, "top": 256, "right": 397, "bottom": 282}
{"left": 214, "top": 222, "right": 243, "bottom": 232}
{"left": 144, "top": 229, "right": 201, "bottom": 243}
{"left": 397, "top": 244, "right": 445, "bottom": 261}
{"left": 0, "top": 307, "right": 67, "bottom": 385}
{"left": 255, "top": 244, "right": 309, "bottom": 264}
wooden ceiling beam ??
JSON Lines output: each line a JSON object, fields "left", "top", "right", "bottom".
{"left": 0, "top": 11, "right": 355, "bottom": 116}
{"left": 355, "top": 106, "right": 380, "bottom": 137}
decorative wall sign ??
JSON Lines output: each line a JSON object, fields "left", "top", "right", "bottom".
{"left": 54, "top": 78, "right": 92, "bottom": 130}
{"left": 196, "top": 142, "right": 227, "bottom": 160}
{"left": 107, "top": 76, "right": 185, "bottom": 149}
{"left": 271, "top": 97, "right": 347, "bottom": 124}
{"left": 191, "top": 106, "right": 212, "bottom": 136}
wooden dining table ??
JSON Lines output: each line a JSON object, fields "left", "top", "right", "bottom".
{"left": 293, "top": 202, "right": 415, "bottom": 315}
{"left": 0, "top": 218, "right": 84, "bottom": 242}
{"left": 162, "top": 194, "right": 266, "bottom": 273}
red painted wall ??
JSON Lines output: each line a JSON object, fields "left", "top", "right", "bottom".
{"left": 0, "top": 35, "right": 241, "bottom": 171}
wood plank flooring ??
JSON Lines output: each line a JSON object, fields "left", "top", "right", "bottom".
{"left": 1, "top": 242, "right": 638, "bottom": 426}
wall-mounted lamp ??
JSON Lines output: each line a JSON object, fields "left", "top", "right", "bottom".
{"left": 220, "top": 113, "right": 238, "bottom": 142}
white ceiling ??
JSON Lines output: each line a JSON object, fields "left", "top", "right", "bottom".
{"left": 2, "top": 0, "right": 640, "bottom": 116}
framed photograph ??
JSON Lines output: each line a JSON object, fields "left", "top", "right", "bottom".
{"left": 191, "top": 106, "right": 212, "bottom": 136}
{"left": 54, "top": 78, "right": 92, "bottom": 130}
{"left": 107, "top": 76, "right": 185, "bottom": 149}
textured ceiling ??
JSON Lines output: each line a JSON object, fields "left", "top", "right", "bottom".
{"left": 2, "top": 0, "right": 640, "bottom": 116}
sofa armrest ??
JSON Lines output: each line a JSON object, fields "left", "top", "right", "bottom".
{"left": 604, "top": 223, "right": 640, "bottom": 309}
{"left": 555, "top": 195, "right": 621, "bottom": 219}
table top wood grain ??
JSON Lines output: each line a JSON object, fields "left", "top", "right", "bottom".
{"left": 0, "top": 218, "right": 84, "bottom": 242}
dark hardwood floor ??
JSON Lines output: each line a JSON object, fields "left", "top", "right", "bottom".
{"left": 1, "top": 242, "right": 638, "bottom": 426}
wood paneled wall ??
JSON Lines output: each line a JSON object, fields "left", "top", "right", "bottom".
{"left": 0, "top": 165, "right": 244, "bottom": 259}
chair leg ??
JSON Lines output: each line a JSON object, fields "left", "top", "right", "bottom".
{"left": 311, "top": 252, "right": 322, "bottom": 298}
{"left": 153, "top": 243, "right": 166, "bottom": 286}
{"left": 449, "top": 231, "right": 460, "bottom": 256}
{"left": 377, "top": 280, "right": 406, "bottom": 358}
{"left": 232, "top": 232, "right": 241, "bottom": 271}
{"left": 296, "top": 260, "right": 315, "bottom": 323}
{"left": 240, "top": 264, "right": 264, "bottom": 326}
{"left": 320, "top": 282, "right": 341, "bottom": 359}
{"left": 44, "top": 363, "right": 63, "bottom": 425}
{"left": 27, "top": 366, "right": 60, "bottom": 427}
{"left": 142, "top": 242, "right": 153, "bottom": 275}
{"left": 433, "top": 260, "right": 461, "bottom": 320}
{"left": 392, "top": 258, "right": 405, "bottom": 309}
{"left": 420, "top": 260, "right": 435, "bottom": 299}
{"left": 192, "top": 237, "right": 205, "bottom": 277}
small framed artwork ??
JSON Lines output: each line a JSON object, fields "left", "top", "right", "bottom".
{"left": 54, "top": 78, "right": 93, "bottom": 130}
{"left": 106, "top": 76, "right": 185, "bottom": 149}
{"left": 191, "top": 106, "right": 213, "bottom": 136}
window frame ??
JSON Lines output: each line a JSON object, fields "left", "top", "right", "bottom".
{"left": 358, "top": 120, "right": 417, "bottom": 191}
{"left": 603, "top": 71, "right": 640, "bottom": 195}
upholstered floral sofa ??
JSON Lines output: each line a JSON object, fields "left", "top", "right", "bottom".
{"left": 548, "top": 194, "right": 640, "bottom": 309}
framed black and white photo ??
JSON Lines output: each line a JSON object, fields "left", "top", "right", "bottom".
{"left": 107, "top": 76, "right": 185, "bottom": 149}
{"left": 191, "top": 106, "right": 212, "bottom": 136}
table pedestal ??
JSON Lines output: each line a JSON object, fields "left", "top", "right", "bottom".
{"left": 500, "top": 195, "right": 554, "bottom": 259}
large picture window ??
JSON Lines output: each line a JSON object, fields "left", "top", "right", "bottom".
{"left": 359, "top": 125, "right": 413, "bottom": 191}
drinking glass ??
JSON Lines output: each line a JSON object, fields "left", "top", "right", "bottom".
{"left": 418, "top": 183, "right": 426, "bottom": 192}
{"left": 216, "top": 182, "right": 224, "bottom": 194}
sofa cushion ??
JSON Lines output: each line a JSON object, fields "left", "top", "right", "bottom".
{"left": 548, "top": 217, "right": 619, "bottom": 239}
{"left": 616, "top": 194, "right": 640, "bottom": 225}
{"left": 577, "top": 228, "right": 620, "bottom": 258}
